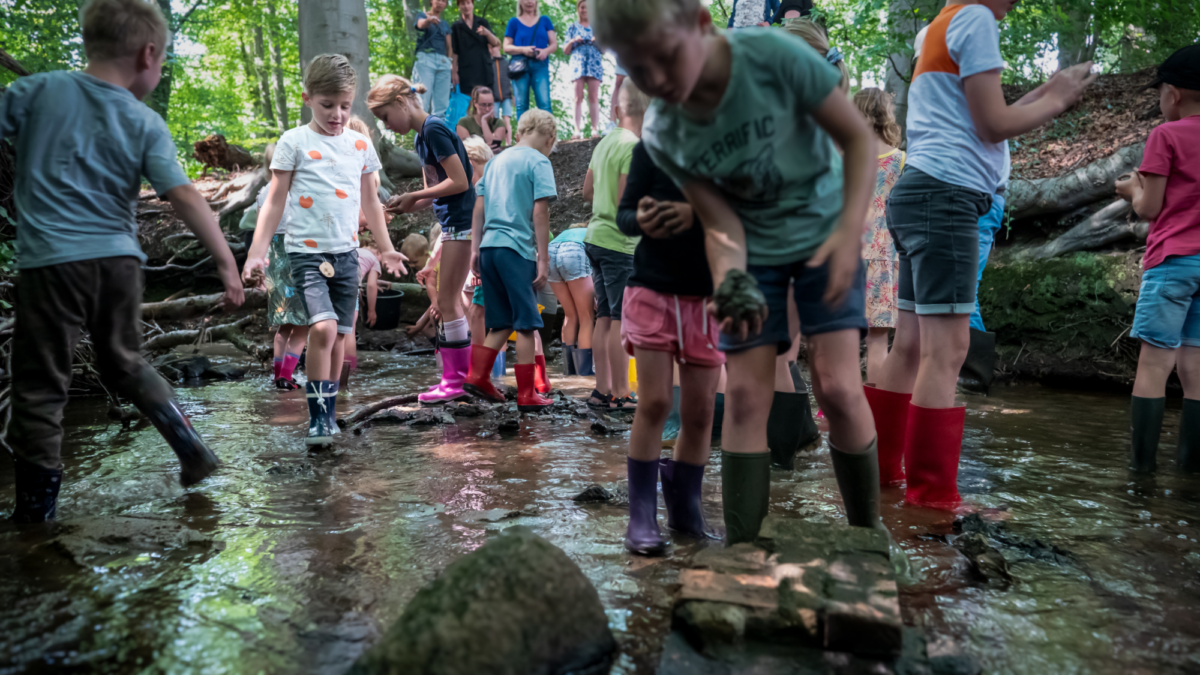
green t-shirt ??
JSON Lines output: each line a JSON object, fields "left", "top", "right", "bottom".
{"left": 584, "top": 127, "right": 640, "bottom": 256}
{"left": 642, "top": 28, "right": 844, "bottom": 266}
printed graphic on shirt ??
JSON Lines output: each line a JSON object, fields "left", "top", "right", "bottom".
{"left": 712, "top": 136, "right": 783, "bottom": 204}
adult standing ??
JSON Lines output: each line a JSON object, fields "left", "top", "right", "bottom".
{"left": 563, "top": 0, "right": 604, "bottom": 139}
{"left": 412, "top": 0, "right": 454, "bottom": 118}
{"left": 504, "top": 0, "right": 556, "bottom": 121}
{"left": 450, "top": 0, "right": 500, "bottom": 108}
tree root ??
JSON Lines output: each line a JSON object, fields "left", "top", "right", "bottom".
{"left": 141, "top": 315, "right": 261, "bottom": 358}
{"left": 1014, "top": 199, "right": 1149, "bottom": 261}
{"left": 340, "top": 394, "right": 421, "bottom": 428}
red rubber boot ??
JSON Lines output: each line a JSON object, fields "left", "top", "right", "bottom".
{"left": 903, "top": 403, "right": 966, "bottom": 510}
{"left": 864, "top": 385, "right": 911, "bottom": 487}
{"left": 463, "top": 345, "right": 506, "bottom": 403}
{"left": 515, "top": 364, "right": 552, "bottom": 412}
{"left": 534, "top": 354, "right": 551, "bottom": 394}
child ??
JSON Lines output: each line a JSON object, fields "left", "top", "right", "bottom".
{"left": 548, "top": 224, "right": 595, "bottom": 376}
{"left": 785, "top": 18, "right": 850, "bottom": 93}
{"left": 563, "top": 0, "right": 604, "bottom": 139}
{"left": 854, "top": 87, "right": 904, "bottom": 387}
{"left": 490, "top": 44, "right": 516, "bottom": 141}
{"left": 1115, "top": 44, "right": 1200, "bottom": 474}
{"left": 254, "top": 184, "right": 311, "bottom": 391}
{"left": 617, "top": 139, "right": 723, "bottom": 555}
{"left": 462, "top": 109, "right": 559, "bottom": 410}
{"left": 0, "top": 0, "right": 245, "bottom": 522}
{"left": 244, "top": 54, "right": 407, "bottom": 446}
{"left": 583, "top": 80, "right": 648, "bottom": 412}
{"left": 594, "top": 0, "right": 882, "bottom": 543}
{"left": 869, "top": 0, "right": 1094, "bottom": 510}
{"left": 370, "top": 75, "right": 476, "bottom": 406}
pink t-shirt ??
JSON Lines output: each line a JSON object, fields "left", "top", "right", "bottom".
{"left": 357, "top": 247, "right": 381, "bottom": 282}
{"left": 1141, "top": 115, "right": 1200, "bottom": 270}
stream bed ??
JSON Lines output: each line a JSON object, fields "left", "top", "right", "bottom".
{"left": 1, "top": 352, "right": 1199, "bottom": 674}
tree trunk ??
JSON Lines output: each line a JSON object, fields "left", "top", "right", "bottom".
{"left": 147, "top": 0, "right": 176, "bottom": 120}
{"left": 1014, "top": 199, "right": 1149, "bottom": 261}
{"left": 1006, "top": 144, "right": 1145, "bottom": 221}
{"left": 298, "top": 0, "right": 373, "bottom": 124}
{"left": 885, "top": 0, "right": 939, "bottom": 143}
{"left": 1057, "top": 5, "right": 1095, "bottom": 71}
{"left": 265, "top": 0, "right": 290, "bottom": 132}
{"left": 253, "top": 25, "right": 277, "bottom": 127}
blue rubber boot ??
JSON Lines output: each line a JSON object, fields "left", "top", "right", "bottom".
{"left": 306, "top": 381, "right": 336, "bottom": 446}
{"left": 573, "top": 348, "right": 595, "bottom": 377}
{"left": 10, "top": 456, "right": 62, "bottom": 524}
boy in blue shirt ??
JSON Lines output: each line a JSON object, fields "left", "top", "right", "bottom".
{"left": 463, "top": 109, "right": 559, "bottom": 412}
{"left": 0, "top": 0, "right": 245, "bottom": 522}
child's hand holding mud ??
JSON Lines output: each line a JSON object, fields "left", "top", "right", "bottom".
{"left": 710, "top": 269, "right": 768, "bottom": 341}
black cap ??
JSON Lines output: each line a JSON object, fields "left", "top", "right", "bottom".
{"left": 1147, "top": 44, "right": 1200, "bottom": 91}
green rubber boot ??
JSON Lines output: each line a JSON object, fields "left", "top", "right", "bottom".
{"left": 1177, "top": 398, "right": 1200, "bottom": 473}
{"left": 721, "top": 450, "right": 770, "bottom": 546}
{"left": 830, "top": 439, "right": 883, "bottom": 530}
{"left": 1130, "top": 396, "right": 1165, "bottom": 473}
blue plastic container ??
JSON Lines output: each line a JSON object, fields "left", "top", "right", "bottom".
{"left": 491, "top": 350, "right": 505, "bottom": 379}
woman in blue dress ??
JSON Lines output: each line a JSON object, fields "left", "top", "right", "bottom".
{"left": 503, "top": 0, "right": 556, "bottom": 122}
{"left": 563, "top": 0, "right": 604, "bottom": 138}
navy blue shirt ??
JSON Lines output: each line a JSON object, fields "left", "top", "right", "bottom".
{"left": 415, "top": 116, "right": 475, "bottom": 233}
{"left": 415, "top": 12, "right": 452, "bottom": 55}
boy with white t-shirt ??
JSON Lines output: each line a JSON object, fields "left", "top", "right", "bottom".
{"left": 244, "top": 54, "right": 407, "bottom": 446}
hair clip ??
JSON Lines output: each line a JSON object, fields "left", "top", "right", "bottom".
{"left": 826, "top": 46, "right": 844, "bottom": 65}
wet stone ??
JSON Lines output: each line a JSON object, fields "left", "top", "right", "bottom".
{"left": 407, "top": 409, "right": 455, "bottom": 427}
{"left": 203, "top": 364, "right": 246, "bottom": 380}
{"left": 348, "top": 526, "right": 617, "bottom": 675}
{"left": 445, "top": 401, "right": 485, "bottom": 418}
{"left": 590, "top": 416, "right": 630, "bottom": 436}
{"left": 953, "top": 532, "right": 1013, "bottom": 585}
{"left": 497, "top": 415, "right": 520, "bottom": 433}
{"left": 572, "top": 482, "right": 629, "bottom": 507}
{"left": 50, "top": 517, "right": 223, "bottom": 567}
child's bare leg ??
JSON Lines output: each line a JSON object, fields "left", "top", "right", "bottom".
{"left": 305, "top": 320, "right": 339, "bottom": 381}
{"left": 568, "top": 277, "right": 595, "bottom": 349}
{"left": 609, "top": 319, "right": 630, "bottom": 398}
{"left": 468, "top": 303, "right": 486, "bottom": 346}
{"left": 628, "top": 350, "right": 674, "bottom": 461}
{"left": 483, "top": 329, "right": 509, "bottom": 352}
{"left": 328, "top": 333, "right": 347, "bottom": 382}
{"left": 722, "top": 346, "right": 777, "bottom": 454}
{"left": 593, "top": 317, "right": 612, "bottom": 394}
{"left": 674, "top": 363, "right": 721, "bottom": 467}
{"left": 1177, "top": 346, "right": 1200, "bottom": 400}
{"left": 874, "top": 309, "right": 920, "bottom": 394}
{"left": 1133, "top": 342, "right": 1178, "bottom": 398}
{"left": 865, "top": 327, "right": 891, "bottom": 385}
{"left": 808, "top": 329, "right": 876, "bottom": 452}
{"left": 345, "top": 316, "right": 357, "bottom": 362}
{"left": 573, "top": 78, "right": 585, "bottom": 136}
{"left": 534, "top": 330, "right": 544, "bottom": 357}
{"left": 515, "top": 330, "right": 536, "bottom": 364}
{"left": 587, "top": 78, "right": 601, "bottom": 133}
{"left": 274, "top": 325, "right": 291, "bottom": 359}
{"left": 912, "top": 315, "right": 970, "bottom": 409}
{"left": 438, "top": 241, "right": 472, "bottom": 324}
{"left": 285, "top": 325, "right": 309, "bottom": 355}
{"left": 551, "top": 282, "right": 578, "bottom": 345}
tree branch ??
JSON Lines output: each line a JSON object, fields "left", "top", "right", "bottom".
{"left": 174, "top": 0, "right": 207, "bottom": 31}
{"left": 0, "top": 48, "right": 32, "bottom": 78}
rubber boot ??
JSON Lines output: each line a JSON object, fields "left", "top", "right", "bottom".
{"left": 305, "top": 381, "right": 336, "bottom": 446}
{"left": 903, "top": 403, "right": 966, "bottom": 510}
{"left": 660, "top": 459, "right": 716, "bottom": 538}
{"left": 958, "top": 329, "right": 997, "bottom": 394}
{"left": 420, "top": 342, "right": 472, "bottom": 404}
{"left": 463, "top": 345, "right": 506, "bottom": 402}
{"left": 1130, "top": 396, "right": 1165, "bottom": 473}
{"left": 121, "top": 366, "right": 221, "bottom": 487}
{"left": 830, "top": 439, "right": 883, "bottom": 529}
{"left": 767, "top": 391, "right": 820, "bottom": 470}
{"left": 1178, "top": 398, "right": 1200, "bottom": 473}
{"left": 864, "top": 385, "right": 911, "bottom": 487}
{"left": 625, "top": 457, "right": 669, "bottom": 556}
{"left": 534, "top": 354, "right": 551, "bottom": 394}
{"left": 712, "top": 392, "right": 726, "bottom": 441}
{"left": 10, "top": 455, "right": 62, "bottom": 524}
{"left": 515, "top": 364, "right": 552, "bottom": 412}
{"left": 789, "top": 361, "right": 810, "bottom": 394}
{"left": 573, "top": 347, "right": 595, "bottom": 377}
{"left": 562, "top": 345, "right": 577, "bottom": 377}
{"left": 661, "top": 386, "right": 682, "bottom": 448}
{"left": 721, "top": 450, "right": 770, "bottom": 546}
{"left": 327, "top": 381, "right": 340, "bottom": 435}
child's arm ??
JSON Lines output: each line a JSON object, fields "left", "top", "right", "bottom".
{"left": 243, "top": 169, "right": 292, "bottom": 283}
{"left": 809, "top": 89, "right": 877, "bottom": 306}
{"left": 360, "top": 172, "right": 409, "bottom": 276}
{"left": 964, "top": 63, "right": 1096, "bottom": 144}
{"left": 682, "top": 180, "right": 761, "bottom": 340}
{"left": 1115, "top": 171, "right": 1168, "bottom": 222}
{"left": 388, "top": 155, "right": 471, "bottom": 214}
{"left": 164, "top": 184, "right": 245, "bottom": 308}
{"left": 583, "top": 168, "right": 595, "bottom": 201}
{"left": 418, "top": 237, "right": 444, "bottom": 286}
{"left": 366, "top": 269, "right": 380, "bottom": 327}
{"left": 532, "top": 198, "right": 551, "bottom": 289}
{"left": 469, "top": 195, "right": 486, "bottom": 278}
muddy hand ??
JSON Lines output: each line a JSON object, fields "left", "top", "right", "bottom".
{"left": 712, "top": 269, "right": 768, "bottom": 341}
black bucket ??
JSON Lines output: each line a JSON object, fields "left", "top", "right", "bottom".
{"left": 370, "top": 289, "right": 405, "bottom": 331}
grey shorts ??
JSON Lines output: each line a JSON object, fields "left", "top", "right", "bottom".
{"left": 289, "top": 250, "right": 360, "bottom": 334}
{"left": 886, "top": 169, "right": 992, "bottom": 315}
{"left": 548, "top": 240, "right": 592, "bottom": 283}
{"left": 586, "top": 242, "right": 634, "bottom": 321}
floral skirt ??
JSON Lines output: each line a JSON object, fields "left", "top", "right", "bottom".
{"left": 266, "top": 234, "right": 309, "bottom": 327}
{"left": 865, "top": 258, "right": 898, "bottom": 328}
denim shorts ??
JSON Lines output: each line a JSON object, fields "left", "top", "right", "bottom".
{"left": 289, "top": 250, "right": 359, "bottom": 334}
{"left": 479, "top": 246, "right": 543, "bottom": 332}
{"left": 886, "top": 168, "right": 992, "bottom": 315}
{"left": 549, "top": 240, "right": 592, "bottom": 283}
{"left": 719, "top": 258, "right": 867, "bottom": 355}
{"left": 501, "top": 98, "right": 514, "bottom": 120}
{"left": 586, "top": 242, "right": 634, "bottom": 320}
{"left": 1132, "top": 253, "right": 1200, "bottom": 349}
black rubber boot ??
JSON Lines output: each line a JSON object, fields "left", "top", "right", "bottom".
{"left": 767, "top": 391, "right": 820, "bottom": 470}
{"left": 830, "top": 439, "right": 883, "bottom": 529}
{"left": 1177, "top": 398, "right": 1200, "bottom": 473}
{"left": 711, "top": 393, "right": 725, "bottom": 441}
{"left": 625, "top": 457, "right": 669, "bottom": 556}
{"left": 661, "top": 386, "right": 682, "bottom": 448}
{"left": 1130, "top": 396, "right": 1165, "bottom": 473}
{"left": 721, "top": 451, "right": 770, "bottom": 546}
{"left": 789, "top": 361, "right": 809, "bottom": 395}
{"left": 120, "top": 366, "right": 220, "bottom": 487}
{"left": 959, "top": 329, "right": 997, "bottom": 394}
{"left": 10, "top": 455, "right": 62, "bottom": 524}
{"left": 660, "top": 458, "right": 718, "bottom": 539}
{"left": 572, "top": 348, "right": 595, "bottom": 376}
{"left": 562, "top": 345, "right": 577, "bottom": 377}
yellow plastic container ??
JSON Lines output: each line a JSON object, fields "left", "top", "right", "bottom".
{"left": 628, "top": 356, "right": 637, "bottom": 392}
{"left": 508, "top": 305, "right": 546, "bottom": 341}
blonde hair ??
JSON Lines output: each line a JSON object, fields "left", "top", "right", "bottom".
{"left": 468, "top": 86, "right": 495, "bottom": 117}
{"left": 368, "top": 74, "right": 427, "bottom": 110}
{"left": 517, "top": 108, "right": 558, "bottom": 139}
{"left": 516, "top": 0, "right": 539, "bottom": 18}
{"left": 618, "top": 79, "right": 649, "bottom": 118}
{"left": 401, "top": 233, "right": 431, "bottom": 265}
{"left": 853, "top": 88, "right": 902, "bottom": 148}
{"left": 346, "top": 116, "right": 373, "bottom": 137}
{"left": 462, "top": 136, "right": 494, "bottom": 165}
{"left": 589, "top": 0, "right": 701, "bottom": 47}
{"left": 785, "top": 19, "right": 850, "bottom": 92}
{"left": 304, "top": 54, "right": 357, "bottom": 97}
{"left": 80, "top": 0, "right": 169, "bottom": 61}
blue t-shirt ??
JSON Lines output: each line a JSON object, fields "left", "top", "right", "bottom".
{"left": 477, "top": 146, "right": 558, "bottom": 261}
{"left": 505, "top": 16, "right": 555, "bottom": 50}
{"left": 552, "top": 228, "right": 588, "bottom": 245}
{"left": 0, "top": 71, "right": 190, "bottom": 269}
{"left": 414, "top": 116, "right": 475, "bottom": 233}
{"left": 415, "top": 11, "right": 451, "bottom": 55}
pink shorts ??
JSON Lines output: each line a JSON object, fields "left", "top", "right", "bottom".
{"left": 621, "top": 286, "right": 725, "bottom": 368}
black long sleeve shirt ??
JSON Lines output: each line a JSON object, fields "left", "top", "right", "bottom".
{"left": 616, "top": 142, "right": 713, "bottom": 297}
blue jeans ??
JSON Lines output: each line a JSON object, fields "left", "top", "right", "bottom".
{"left": 1131, "top": 253, "right": 1200, "bottom": 349}
{"left": 412, "top": 51, "right": 452, "bottom": 119}
{"left": 513, "top": 60, "right": 552, "bottom": 122}
{"left": 970, "top": 193, "right": 1006, "bottom": 332}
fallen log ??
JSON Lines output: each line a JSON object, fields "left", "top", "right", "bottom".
{"left": 1014, "top": 199, "right": 1149, "bottom": 262}
{"left": 340, "top": 393, "right": 421, "bottom": 428}
{"left": 1006, "top": 144, "right": 1144, "bottom": 222}
{"left": 141, "top": 289, "right": 266, "bottom": 321}
{"left": 193, "top": 134, "right": 256, "bottom": 174}
{"left": 141, "top": 315, "right": 254, "bottom": 352}
{"left": 217, "top": 168, "right": 269, "bottom": 217}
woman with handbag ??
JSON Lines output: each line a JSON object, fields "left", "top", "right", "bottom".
{"left": 503, "top": 0, "right": 556, "bottom": 122}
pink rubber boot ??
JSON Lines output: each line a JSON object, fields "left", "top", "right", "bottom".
{"left": 419, "top": 345, "right": 471, "bottom": 404}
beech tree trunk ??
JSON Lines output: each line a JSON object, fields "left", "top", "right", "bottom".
{"left": 1015, "top": 199, "right": 1149, "bottom": 261}
{"left": 266, "top": 0, "right": 290, "bottom": 132}
{"left": 885, "top": 0, "right": 939, "bottom": 142}
{"left": 1005, "top": 144, "right": 1145, "bottom": 221}
{"left": 298, "top": 0, "right": 373, "bottom": 124}
{"left": 254, "top": 25, "right": 277, "bottom": 126}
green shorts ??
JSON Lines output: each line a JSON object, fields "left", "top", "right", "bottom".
{"left": 472, "top": 285, "right": 485, "bottom": 307}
